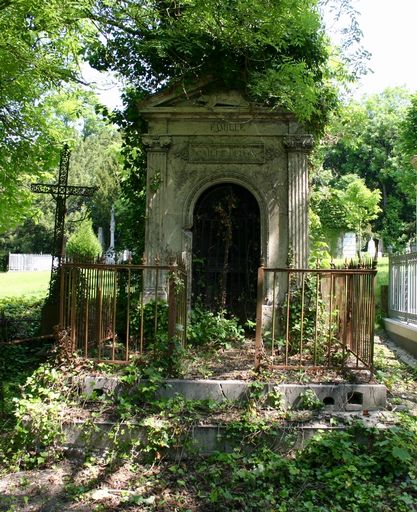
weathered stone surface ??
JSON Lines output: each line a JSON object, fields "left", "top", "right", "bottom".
{"left": 137, "top": 84, "right": 313, "bottom": 304}
{"left": 76, "top": 376, "right": 386, "bottom": 411}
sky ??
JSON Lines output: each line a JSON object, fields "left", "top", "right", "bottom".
{"left": 85, "top": 0, "right": 417, "bottom": 109}
{"left": 347, "top": 0, "right": 417, "bottom": 98}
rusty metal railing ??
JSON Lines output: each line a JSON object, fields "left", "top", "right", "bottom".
{"left": 255, "top": 265, "right": 377, "bottom": 372}
{"left": 59, "top": 260, "right": 187, "bottom": 363}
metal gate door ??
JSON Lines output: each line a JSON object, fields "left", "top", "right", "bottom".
{"left": 192, "top": 184, "right": 260, "bottom": 321}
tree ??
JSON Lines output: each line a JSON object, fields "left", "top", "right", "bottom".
{"left": 86, "top": 0, "right": 347, "bottom": 133}
{"left": 311, "top": 171, "right": 381, "bottom": 256}
{"left": 337, "top": 175, "right": 381, "bottom": 250}
{"left": 0, "top": 0, "right": 96, "bottom": 232}
{"left": 317, "top": 88, "right": 415, "bottom": 250}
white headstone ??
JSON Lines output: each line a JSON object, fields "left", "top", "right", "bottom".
{"left": 110, "top": 206, "right": 115, "bottom": 249}
{"left": 367, "top": 238, "right": 376, "bottom": 258}
{"left": 105, "top": 206, "right": 116, "bottom": 264}
{"left": 342, "top": 232, "right": 356, "bottom": 259}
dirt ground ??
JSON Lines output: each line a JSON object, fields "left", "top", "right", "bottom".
{"left": 182, "top": 337, "right": 373, "bottom": 383}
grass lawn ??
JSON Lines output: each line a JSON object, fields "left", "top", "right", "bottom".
{"left": 375, "top": 256, "right": 388, "bottom": 296}
{"left": 0, "top": 270, "right": 50, "bottom": 299}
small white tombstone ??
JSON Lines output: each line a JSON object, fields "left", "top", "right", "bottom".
{"left": 342, "top": 232, "right": 356, "bottom": 259}
{"left": 367, "top": 238, "right": 376, "bottom": 258}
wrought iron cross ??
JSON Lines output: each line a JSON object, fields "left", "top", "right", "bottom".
{"left": 31, "top": 144, "right": 98, "bottom": 271}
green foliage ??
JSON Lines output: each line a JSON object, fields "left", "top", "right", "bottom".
{"left": 68, "top": 125, "right": 124, "bottom": 247}
{"left": 65, "top": 217, "right": 102, "bottom": 261}
{"left": 311, "top": 170, "right": 381, "bottom": 255}
{"left": 187, "top": 306, "right": 245, "bottom": 349}
{"left": 317, "top": 88, "right": 415, "bottom": 250}
{"left": 88, "top": 0, "right": 343, "bottom": 133}
{"left": 204, "top": 421, "right": 417, "bottom": 511}
{"left": 0, "top": 296, "right": 44, "bottom": 341}
{"left": 0, "top": 340, "right": 51, "bottom": 420}
{"left": 296, "top": 388, "right": 323, "bottom": 410}
{"left": 0, "top": 0, "right": 98, "bottom": 232}
{"left": 0, "top": 363, "right": 65, "bottom": 472}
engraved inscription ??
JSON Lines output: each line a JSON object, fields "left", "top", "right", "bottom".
{"left": 189, "top": 144, "right": 264, "bottom": 163}
{"left": 210, "top": 121, "right": 245, "bottom": 133}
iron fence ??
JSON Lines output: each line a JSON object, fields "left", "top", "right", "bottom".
{"left": 389, "top": 252, "right": 417, "bottom": 325}
{"left": 59, "top": 261, "right": 187, "bottom": 362}
{"left": 255, "top": 265, "right": 377, "bottom": 371}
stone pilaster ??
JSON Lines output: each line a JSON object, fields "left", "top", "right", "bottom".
{"left": 284, "top": 135, "right": 313, "bottom": 269}
{"left": 142, "top": 135, "right": 171, "bottom": 263}
{"left": 142, "top": 135, "right": 171, "bottom": 298}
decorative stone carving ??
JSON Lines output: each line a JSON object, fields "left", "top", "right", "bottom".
{"left": 196, "top": 91, "right": 250, "bottom": 108}
{"left": 142, "top": 135, "right": 172, "bottom": 151}
{"left": 264, "top": 145, "right": 282, "bottom": 161}
{"left": 173, "top": 144, "right": 189, "bottom": 161}
{"left": 283, "top": 135, "right": 314, "bottom": 152}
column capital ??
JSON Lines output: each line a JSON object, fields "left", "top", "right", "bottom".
{"left": 142, "top": 135, "right": 172, "bottom": 151}
{"left": 283, "top": 135, "right": 314, "bottom": 152}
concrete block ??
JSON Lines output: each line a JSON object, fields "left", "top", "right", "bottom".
{"left": 384, "top": 318, "right": 417, "bottom": 357}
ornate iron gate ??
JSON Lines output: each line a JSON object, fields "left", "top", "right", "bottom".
{"left": 192, "top": 184, "right": 260, "bottom": 321}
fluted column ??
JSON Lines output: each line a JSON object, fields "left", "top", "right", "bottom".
{"left": 142, "top": 135, "right": 171, "bottom": 263}
{"left": 142, "top": 135, "right": 171, "bottom": 298}
{"left": 284, "top": 135, "right": 313, "bottom": 269}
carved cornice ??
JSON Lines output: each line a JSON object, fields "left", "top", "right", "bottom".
{"left": 142, "top": 135, "right": 172, "bottom": 151}
{"left": 283, "top": 135, "right": 314, "bottom": 152}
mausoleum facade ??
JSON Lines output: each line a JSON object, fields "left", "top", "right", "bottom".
{"left": 138, "top": 83, "right": 313, "bottom": 315}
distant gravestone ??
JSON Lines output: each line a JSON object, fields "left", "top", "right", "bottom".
{"left": 342, "top": 232, "right": 357, "bottom": 259}
{"left": 105, "top": 206, "right": 116, "bottom": 264}
{"left": 367, "top": 238, "right": 376, "bottom": 258}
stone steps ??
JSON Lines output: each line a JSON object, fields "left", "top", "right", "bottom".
{"left": 57, "top": 375, "right": 391, "bottom": 458}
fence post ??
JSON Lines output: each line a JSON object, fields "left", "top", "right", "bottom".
{"left": 59, "top": 266, "right": 65, "bottom": 328}
{"left": 255, "top": 264, "right": 264, "bottom": 370}
{"left": 168, "top": 262, "right": 178, "bottom": 365}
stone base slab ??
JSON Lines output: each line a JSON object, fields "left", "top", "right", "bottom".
{"left": 384, "top": 318, "right": 417, "bottom": 357}
{"left": 77, "top": 376, "right": 386, "bottom": 411}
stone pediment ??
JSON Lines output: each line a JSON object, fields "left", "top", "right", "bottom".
{"left": 137, "top": 80, "right": 262, "bottom": 114}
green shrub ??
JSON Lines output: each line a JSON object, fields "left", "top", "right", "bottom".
{"left": 65, "top": 218, "right": 102, "bottom": 262}
{"left": 188, "top": 306, "right": 244, "bottom": 349}
{"left": 0, "top": 296, "right": 44, "bottom": 341}
{"left": 204, "top": 421, "right": 417, "bottom": 511}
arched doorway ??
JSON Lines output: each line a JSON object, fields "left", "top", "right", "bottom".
{"left": 192, "top": 183, "right": 261, "bottom": 321}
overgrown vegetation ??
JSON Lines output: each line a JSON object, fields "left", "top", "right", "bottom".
{"left": 1, "top": 344, "right": 416, "bottom": 510}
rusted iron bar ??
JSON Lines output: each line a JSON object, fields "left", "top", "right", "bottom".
{"left": 256, "top": 265, "right": 376, "bottom": 372}
{"left": 255, "top": 265, "right": 264, "bottom": 370}
{"left": 59, "top": 261, "right": 188, "bottom": 364}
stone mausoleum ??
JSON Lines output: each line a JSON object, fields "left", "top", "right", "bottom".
{"left": 138, "top": 82, "right": 313, "bottom": 319}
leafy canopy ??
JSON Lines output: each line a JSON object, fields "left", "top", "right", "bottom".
{"left": 316, "top": 88, "right": 415, "bottom": 250}
{"left": 0, "top": 0, "right": 97, "bottom": 232}
{"left": 87, "top": 0, "right": 342, "bottom": 131}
